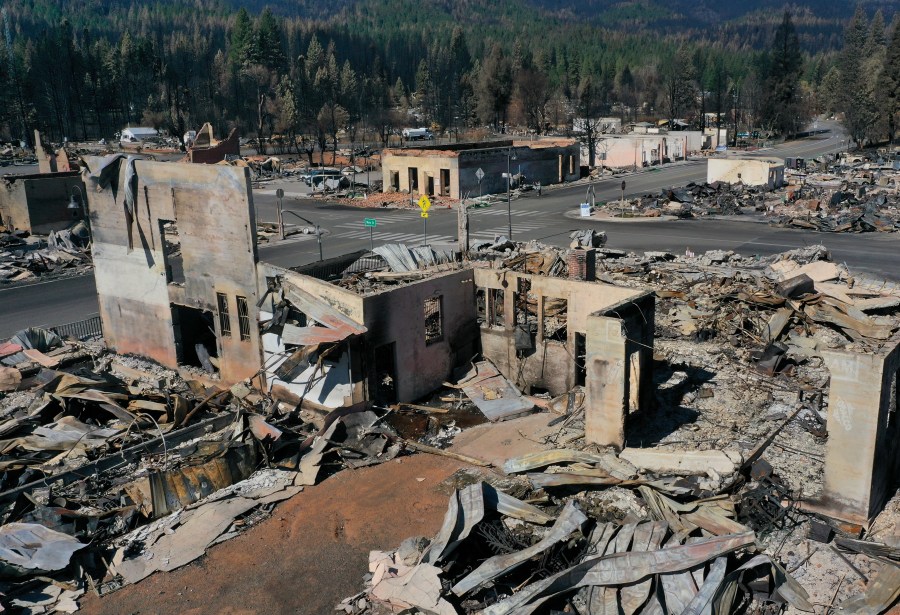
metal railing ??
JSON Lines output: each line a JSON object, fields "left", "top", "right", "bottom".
{"left": 49, "top": 314, "right": 102, "bottom": 341}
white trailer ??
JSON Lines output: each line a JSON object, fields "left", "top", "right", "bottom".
{"left": 402, "top": 127, "right": 433, "bottom": 140}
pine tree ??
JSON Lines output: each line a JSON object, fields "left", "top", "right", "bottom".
{"left": 839, "top": 6, "right": 877, "bottom": 147}
{"left": 229, "top": 8, "right": 253, "bottom": 67}
{"left": 882, "top": 18, "right": 900, "bottom": 142}
{"left": 761, "top": 12, "right": 805, "bottom": 138}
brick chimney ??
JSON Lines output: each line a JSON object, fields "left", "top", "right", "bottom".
{"left": 567, "top": 249, "right": 596, "bottom": 282}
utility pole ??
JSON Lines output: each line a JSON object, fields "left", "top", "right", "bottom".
{"left": 506, "top": 148, "right": 514, "bottom": 239}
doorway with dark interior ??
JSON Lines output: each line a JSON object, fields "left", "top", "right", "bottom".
{"left": 171, "top": 304, "right": 219, "bottom": 372}
{"left": 373, "top": 342, "right": 397, "bottom": 404}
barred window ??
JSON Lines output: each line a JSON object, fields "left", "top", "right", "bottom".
{"left": 216, "top": 293, "right": 231, "bottom": 337}
{"left": 236, "top": 295, "right": 251, "bottom": 341}
{"left": 424, "top": 296, "right": 443, "bottom": 345}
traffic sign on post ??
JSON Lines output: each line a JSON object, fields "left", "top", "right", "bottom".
{"left": 363, "top": 218, "right": 377, "bottom": 227}
{"left": 418, "top": 195, "right": 431, "bottom": 212}
{"left": 475, "top": 167, "right": 484, "bottom": 182}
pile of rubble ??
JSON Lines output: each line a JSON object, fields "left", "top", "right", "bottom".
{"left": 0, "top": 143, "right": 36, "bottom": 167}
{"left": 769, "top": 174, "right": 900, "bottom": 233}
{"left": 0, "top": 325, "right": 423, "bottom": 612}
{"left": 0, "top": 224, "right": 92, "bottom": 284}
{"left": 331, "top": 244, "right": 900, "bottom": 615}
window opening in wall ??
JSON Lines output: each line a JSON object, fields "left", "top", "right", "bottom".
{"left": 159, "top": 220, "right": 185, "bottom": 285}
{"left": 216, "top": 292, "right": 231, "bottom": 337}
{"left": 408, "top": 167, "right": 419, "bottom": 192}
{"left": 440, "top": 168, "right": 450, "bottom": 196}
{"left": 514, "top": 278, "right": 536, "bottom": 353}
{"left": 424, "top": 296, "right": 443, "bottom": 345}
{"left": 390, "top": 171, "right": 400, "bottom": 191}
{"left": 574, "top": 333, "right": 586, "bottom": 386}
{"left": 475, "top": 289, "right": 486, "bottom": 325}
{"left": 426, "top": 175, "right": 435, "bottom": 196}
{"left": 569, "top": 155, "right": 574, "bottom": 175}
{"left": 236, "top": 295, "right": 251, "bottom": 341}
{"left": 171, "top": 304, "right": 219, "bottom": 372}
{"left": 543, "top": 297, "right": 567, "bottom": 342}
{"left": 488, "top": 288, "right": 505, "bottom": 327}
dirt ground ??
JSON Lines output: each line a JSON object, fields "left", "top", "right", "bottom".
{"left": 80, "top": 454, "right": 464, "bottom": 615}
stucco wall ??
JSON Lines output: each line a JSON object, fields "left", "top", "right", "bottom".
{"left": 0, "top": 172, "right": 84, "bottom": 233}
{"left": 473, "top": 267, "right": 645, "bottom": 396}
{"left": 381, "top": 142, "right": 580, "bottom": 199}
{"left": 85, "top": 157, "right": 262, "bottom": 384}
{"left": 820, "top": 341, "right": 900, "bottom": 524}
{"left": 361, "top": 269, "right": 478, "bottom": 401}
{"left": 707, "top": 158, "right": 785, "bottom": 189}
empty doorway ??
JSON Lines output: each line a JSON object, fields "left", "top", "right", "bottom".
{"left": 373, "top": 342, "right": 397, "bottom": 404}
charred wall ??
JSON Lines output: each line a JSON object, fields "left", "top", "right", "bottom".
{"left": 85, "top": 157, "right": 262, "bottom": 384}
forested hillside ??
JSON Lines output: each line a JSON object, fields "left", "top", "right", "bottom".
{"left": 0, "top": 0, "right": 884, "bottom": 149}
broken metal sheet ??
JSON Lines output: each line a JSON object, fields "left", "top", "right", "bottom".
{"left": 10, "top": 327, "right": 62, "bottom": 352}
{"left": 764, "top": 307, "right": 793, "bottom": 342}
{"left": 0, "top": 342, "right": 24, "bottom": 358}
{"left": 113, "top": 468, "right": 303, "bottom": 586}
{"left": 282, "top": 280, "right": 367, "bottom": 336}
{"left": 482, "top": 531, "right": 756, "bottom": 615}
{"left": 459, "top": 360, "right": 534, "bottom": 422}
{"left": 422, "top": 481, "right": 551, "bottom": 567}
{"left": 619, "top": 522, "right": 668, "bottom": 614}
{"left": 10, "top": 416, "right": 122, "bottom": 452}
{"left": 451, "top": 500, "right": 587, "bottom": 596}
{"left": 0, "top": 523, "right": 86, "bottom": 578}
{"left": 373, "top": 243, "right": 454, "bottom": 272}
{"left": 714, "top": 554, "right": 813, "bottom": 613}
{"left": 294, "top": 418, "right": 340, "bottom": 486}
{"left": 280, "top": 323, "right": 353, "bottom": 346}
{"left": 838, "top": 563, "right": 900, "bottom": 615}
{"left": 248, "top": 414, "right": 283, "bottom": 441}
{"left": 804, "top": 300, "right": 896, "bottom": 340}
{"left": 22, "top": 348, "right": 59, "bottom": 368}
{"left": 123, "top": 441, "right": 257, "bottom": 518}
{"left": 658, "top": 535, "right": 699, "bottom": 613}
{"left": 502, "top": 449, "right": 630, "bottom": 476}
{"left": 527, "top": 473, "right": 627, "bottom": 489}
{"left": 639, "top": 487, "right": 747, "bottom": 538}
{"left": 680, "top": 556, "right": 727, "bottom": 615}
{"left": 113, "top": 496, "right": 259, "bottom": 585}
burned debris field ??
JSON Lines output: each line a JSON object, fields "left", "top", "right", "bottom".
{"left": 0, "top": 152, "right": 899, "bottom": 614}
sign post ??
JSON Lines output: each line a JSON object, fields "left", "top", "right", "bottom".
{"left": 364, "top": 217, "right": 377, "bottom": 250}
{"left": 418, "top": 195, "right": 431, "bottom": 246}
{"left": 275, "top": 188, "right": 285, "bottom": 239}
{"left": 475, "top": 167, "right": 484, "bottom": 198}
{"left": 620, "top": 180, "right": 626, "bottom": 219}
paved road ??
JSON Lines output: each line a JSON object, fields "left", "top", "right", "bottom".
{"left": 4, "top": 128, "right": 895, "bottom": 339}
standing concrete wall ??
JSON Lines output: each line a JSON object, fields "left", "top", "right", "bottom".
{"left": 707, "top": 158, "right": 784, "bottom": 189}
{"left": 473, "top": 268, "right": 649, "bottom": 398}
{"left": 0, "top": 172, "right": 84, "bottom": 233}
{"left": 818, "top": 342, "right": 900, "bottom": 525}
{"left": 361, "top": 269, "right": 478, "bottom": 402}
{"left": 85, "top": 157, "right": 262, "bottom": 384}
{"left": 584, "top": 295, "right": 656, "bottom": 449}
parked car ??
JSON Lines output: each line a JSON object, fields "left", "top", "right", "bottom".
{"left": 302, "top": 168, "right": 342, "bottom": 187}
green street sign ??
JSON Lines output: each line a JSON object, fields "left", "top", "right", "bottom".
{"left": 363, "top": 218, "right": 377, "bottom": 227}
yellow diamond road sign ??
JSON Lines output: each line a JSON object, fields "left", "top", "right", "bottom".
{"left": 417, "top": 195, "right": 431, "bottom": 212}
